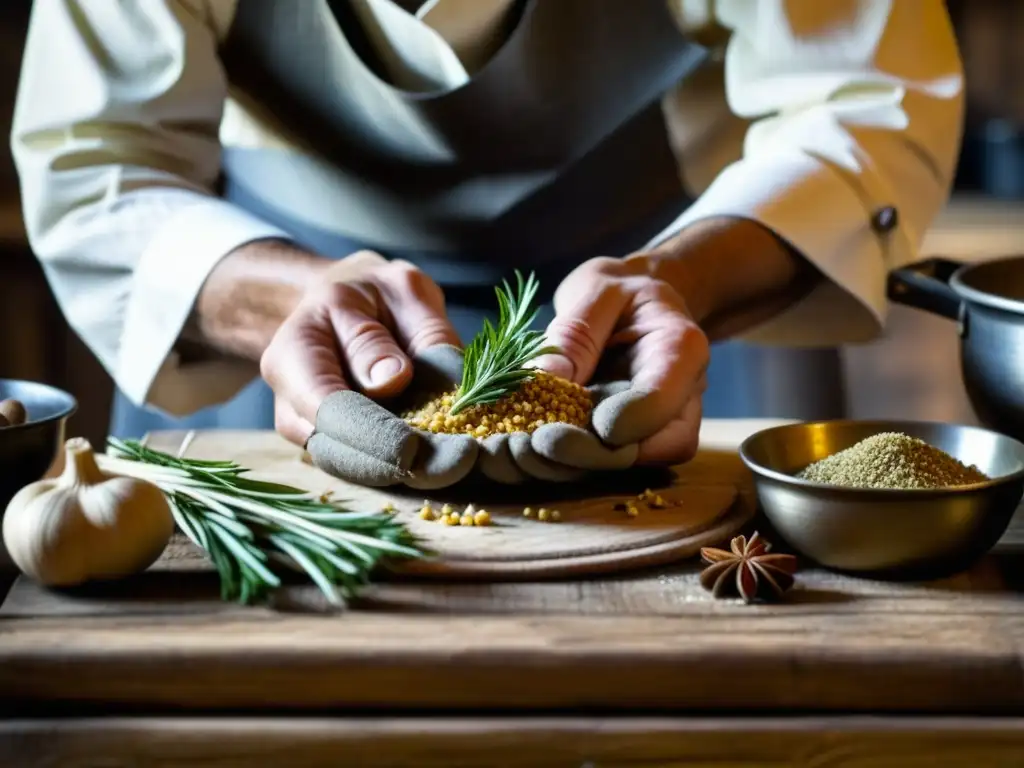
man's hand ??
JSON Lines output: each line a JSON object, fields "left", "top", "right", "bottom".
{"left": 537, "top": 256, "right": 710, "bottom": 465}
{"left": 260, "top": 251, "right": 460, "bottom": 446}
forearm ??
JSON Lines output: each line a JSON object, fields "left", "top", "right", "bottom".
{"left": 629, "top": 217, "right": 818, "bottom": 340}
{"left": 188, "top": 240, "right": 332, "bottom": 361}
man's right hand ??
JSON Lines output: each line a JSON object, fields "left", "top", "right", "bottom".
{"left": 260, "top": 251, "right": 460, "bottom": 446}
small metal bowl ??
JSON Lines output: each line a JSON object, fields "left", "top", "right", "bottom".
{"left": 739, "top": 420, "right": 1024, "bottom": 579}
{"left": 0, "top": 379, "right": 77, "bottom": 543}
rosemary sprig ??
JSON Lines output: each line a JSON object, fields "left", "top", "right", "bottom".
{"left": 98, "top": 436, "right": 425, "bottom": 607}
{"left": 450, "top": 270, "right": 557, "bottom": 414}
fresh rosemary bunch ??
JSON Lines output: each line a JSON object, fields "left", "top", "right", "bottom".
{"left": 450, "top": 269, "right": 558, "bottom": 415}
{"left": 98, "top": 435, "right": 424, "bottom": 606}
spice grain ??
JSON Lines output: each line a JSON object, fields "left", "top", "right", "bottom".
{"left": 403, "top": 372, "right": 592, "bottom": 437}
{"left": 799, "top": 432, "right": 988, "bottom": 490}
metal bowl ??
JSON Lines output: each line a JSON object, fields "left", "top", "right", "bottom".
{"left": 888, "top": 257, "right": 1024, "bottom": 444}
{"left": 739, "top": 420, "right": 1024, "bottom": 578}
{"left": 0, "top": 380, "right": 77, "bottom": 561}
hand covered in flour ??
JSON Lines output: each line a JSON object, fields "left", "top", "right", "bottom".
{"left": 260, "top": 251, "right": 460, "bottom": 446}
{"left": 536, "top": 256, "right": 709, "bottom": 465}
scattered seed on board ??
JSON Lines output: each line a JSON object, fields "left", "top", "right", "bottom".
{"left": 418, "top": 505, "right": 436, "bottom": 521}
{"left": 441, "top": 503, "right": 454, "bottom": 516}
{"left": 473, "top": 509, "right": 492, "bottom": 526}
{"left": 523, "top": 507, "right": 534, "bottom": 518}
{"left": 626, "top": 503, "right": 640, "bottom": 517}
{"left": 537, "top": 508, "right": 550, "bottom": 522}
{"left": 460, "top": 514, "right": 475, "bottom": 526}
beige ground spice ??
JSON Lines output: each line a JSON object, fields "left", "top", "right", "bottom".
{"left": 798, "top": 432, "right": 989, "bottom": 490}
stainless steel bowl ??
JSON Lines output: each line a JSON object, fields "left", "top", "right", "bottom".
{"left": 739, "top": 420, "right": 1024, "bottom": 578}
{"left": 0, "top": 379, "right": 77, "bottom": 566}
{"left": 888, "top": 256, "right": 1024, "bottom": 443}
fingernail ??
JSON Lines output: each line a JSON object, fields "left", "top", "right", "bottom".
{"left": 535, "top": 354, "right": 575, "bottom": 382}
{"left": 369, "top": 356, "right": 403, "bottom": 385}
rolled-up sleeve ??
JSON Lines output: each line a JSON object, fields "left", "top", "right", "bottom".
{"left": 652, "top": 0, "right": 966, "bottom": 346}
{"left": 10, "top": 0, "right": 290, "bottom": 415}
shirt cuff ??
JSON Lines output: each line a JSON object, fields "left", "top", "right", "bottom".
{"left": 646, "top": 149, "right": 912, "bottom": 348}
{"left": 117, "top": 197, "right": 293, "bottom": 415}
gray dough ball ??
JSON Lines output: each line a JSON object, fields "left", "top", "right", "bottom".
{"left": 410, "top": 344, "right": 464, "bottom": 391}
{"left": 590, "top": 387, "right": 665, "bottom": 446}
{"left": 316, "top": 389, "right": 420, "bottom": 470}
{"left": 403, "top": 432, "right": 479, "bottom": 490}
{"left": 588, "top": 380, "right": 632, "bottom": 404}
{"left": 530, "top": 422, "right": 639, "bottom": 470}
{"left": 477, "top": 434, "right": 528, "bottom": 485}
{"left": 306, "top": 433, "right": 410, "bottom": 487}
{"left": 507, "top": 433, "right": 586, "bottom": 483}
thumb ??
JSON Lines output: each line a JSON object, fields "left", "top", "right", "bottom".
{"left": 330, "top": 303, "right": 413, "bottom": 398}
{"left": 536, "top": 287, "right": 629, "bottom": 383}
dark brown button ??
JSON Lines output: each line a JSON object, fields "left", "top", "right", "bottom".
{"left": 871, "top": 206, "right": 898, "bottom": 233}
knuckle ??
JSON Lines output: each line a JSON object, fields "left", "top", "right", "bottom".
{"left": 348, "top": 249, "right": 386, "bottom": 267}
{"left": 390, "top": 262, "right": 440, "bottom": 297}
{"left": 636, "top": 277, "right": 683, "bottom": 307}
{"left": 340, "top": 319, "right": 394, "bottom": 356}
{"left": 322, "top": 280, "right": 376, "bottom": 313}
{"left": 406, "top": 317, "right": 457, "bottom": 354}
{"left": 385, "top": 257, "right": 417, "bottom": 275}
{"left": 324, "top": 250, "right": 386, "bottom": 284}
{"left": 583, "top": 255, "right": 623, "bottom": 275}
{"left": 548, "top": 316, "right": 602, "bottom": 358}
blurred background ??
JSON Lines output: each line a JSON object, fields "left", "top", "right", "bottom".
{"left": 0, "top": 1, "right": 1020, "bottom": 445}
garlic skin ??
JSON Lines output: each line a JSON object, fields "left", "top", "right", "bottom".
{"left": 2, "top": 437, "right": 174, "bottom": 586}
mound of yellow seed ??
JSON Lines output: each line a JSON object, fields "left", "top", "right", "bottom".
{"left": 403, "top": 371, "right": 593, "bottom": 438}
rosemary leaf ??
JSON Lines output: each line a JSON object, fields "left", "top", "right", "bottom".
{"left": 270, "top": 534, "right": 342, "bottom": 606}
{"left": 100, "top": 436, "right": 426, "bottom": 606}
{"left": 450, "top": 270, "right": 558, "bottom": 414}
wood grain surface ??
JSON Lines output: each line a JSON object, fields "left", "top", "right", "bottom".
{"left": 3, "top": 420, "right": 1024, "bottom": 717}
{"left": 3, "top": 525, "right": 1024, "bottom": 714}
{"left": 3, "top": 717, "right": 1024, "bottom": 767}
{"left": 135, "top": 429, "right": 747, "bottom": 579}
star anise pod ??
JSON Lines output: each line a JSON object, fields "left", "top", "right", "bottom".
{"left": 699, "top": 531, "right": 798, "bottom": 603}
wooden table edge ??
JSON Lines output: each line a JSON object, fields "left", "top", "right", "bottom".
{"left": 4, "top": 715, "right": 1024, "bottom": 765}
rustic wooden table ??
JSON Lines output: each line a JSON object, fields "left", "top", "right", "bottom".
{"left": 2, "top": 419, "right": 1024, "bottom": 767}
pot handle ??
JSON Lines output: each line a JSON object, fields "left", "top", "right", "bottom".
{"left": 886, "top": 258, "right": 965, "bottom": 320}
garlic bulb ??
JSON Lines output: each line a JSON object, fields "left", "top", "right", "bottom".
{"left": 2, "top": 437, "right": 174, "bottom": 586}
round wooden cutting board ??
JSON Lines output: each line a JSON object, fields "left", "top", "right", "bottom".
{"left": 144, "top": 430, "right": 753, "bottom": 580}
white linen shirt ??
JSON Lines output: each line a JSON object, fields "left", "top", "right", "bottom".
{"left": 10, "top": 0, "right": 965, "bottom": 417}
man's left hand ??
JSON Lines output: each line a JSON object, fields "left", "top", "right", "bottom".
{"left": 536, "top": 256, "right": 709, "bottom": 465}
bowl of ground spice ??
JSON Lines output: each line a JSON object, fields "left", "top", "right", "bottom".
{"left": 739, "top": 420, "right": 1024, "bottom": 578}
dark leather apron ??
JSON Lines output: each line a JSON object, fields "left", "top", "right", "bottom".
{"left": 109, "top": 0, "right": 846, "bottom": 438}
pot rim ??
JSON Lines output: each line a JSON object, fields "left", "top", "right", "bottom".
{"left": 950, "top": 255, "right": 1024, "bottom": 316}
